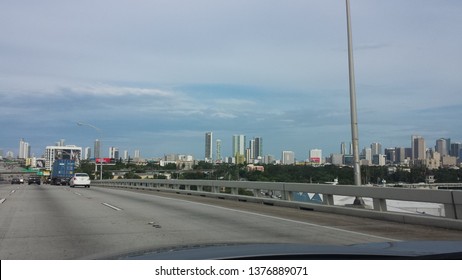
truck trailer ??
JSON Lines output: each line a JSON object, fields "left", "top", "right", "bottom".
{"left": 51, "top": 159, "right": 75, "bottom": 185}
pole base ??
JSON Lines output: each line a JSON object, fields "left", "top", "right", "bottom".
{"left": 345, "top": 196, "right": 367, "bottom": 209}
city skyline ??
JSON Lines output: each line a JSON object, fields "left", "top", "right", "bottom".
{"left": 4, "top": 132, "right": 461, "bottom": 166}
{"left": 1, "top": 1, "right": 461, "bottom": 160}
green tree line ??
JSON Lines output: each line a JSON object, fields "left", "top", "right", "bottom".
{"left": 75, "top": 160, "right": 462, "bottom": 184}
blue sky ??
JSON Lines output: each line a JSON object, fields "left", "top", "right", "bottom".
{"left": 1, "top": 0, "right": 461, "bottom": 160}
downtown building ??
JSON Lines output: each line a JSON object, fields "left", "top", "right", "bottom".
{"left": 18, "top": 138, "right": 30, "bottom": 159}
{"left": 232, "top": 135, "right": 246, "bottom": 157}
{"left": 44, "top": 145, "right": 82, "bottom": 170}
{"left": 282, "top": 151, "right": 295, "bottom": 165}
{"left": 205, "top": 132, "right": 213, "bottom": 162}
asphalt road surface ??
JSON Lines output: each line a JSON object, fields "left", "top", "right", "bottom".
{"left": 1, "top": 183, "right": 461, "bottom": 259}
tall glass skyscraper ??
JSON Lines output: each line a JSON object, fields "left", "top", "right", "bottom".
{"left": 205, "top": 132, "right": 213, "bottom": 161}
{"left": 232, "top": 135, "right": 246, "bottom": 157}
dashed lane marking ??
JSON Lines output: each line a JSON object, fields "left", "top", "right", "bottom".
{"left": 101, "top": 202, "right": 123, "bottom": 211}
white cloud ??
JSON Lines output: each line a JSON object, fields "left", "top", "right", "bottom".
{"left": 67, "top": 84, "right": 174, "bottom": 97}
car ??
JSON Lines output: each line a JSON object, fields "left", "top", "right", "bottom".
{"left": 69, "top": 173, "right": 91, "bottom": 188}
{"left": 11, "top": 178, "right": 21, "bottom": 184}
{"left": 28, "top": 176, "right": 41, "bottom": 185}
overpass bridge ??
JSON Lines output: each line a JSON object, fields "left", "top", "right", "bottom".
{"left": 1, "top": 179, "right": 461, "bottom": 259}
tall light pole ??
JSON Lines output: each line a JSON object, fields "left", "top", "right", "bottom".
{"left": 346, "top": 0, "right": 364, "bottom": 207}
{"left": 77, "top": 122, "right": 103, "bottom": 180}
{"left": 346, "top": 0, "right": 361, "bottom": 187}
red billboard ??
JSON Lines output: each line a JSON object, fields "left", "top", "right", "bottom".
{"left": 310, "top": 157, "right": 321, "bottom": 163}
{"left": 95, "top": 158, "right": 112, "bottom": 163}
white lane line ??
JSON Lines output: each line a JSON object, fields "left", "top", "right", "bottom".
{"left": 0, "top": 198, "right": 6, "bottom": 204}
{"left": 101, "top": 202, "right": 123, "bottom": 211}
{"left": 74, "top": 192, "right": 82, "bottom": 196}
{"left": 10, "top": 190, "right": 15, "bottom": 194}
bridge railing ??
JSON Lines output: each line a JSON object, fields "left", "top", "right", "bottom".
{"left": 92, "top": 179, "right": 462, "bottom": 229}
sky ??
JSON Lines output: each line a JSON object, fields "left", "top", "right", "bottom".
{"left": 1, "top": 0, "right": 461, "bottom": 161}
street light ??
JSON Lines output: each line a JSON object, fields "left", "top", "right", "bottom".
{"left": 346, "top": 0, "right": 364, "bottom": 206}
{"left": 77, "top": 122, "right": 103, "bottom": 180}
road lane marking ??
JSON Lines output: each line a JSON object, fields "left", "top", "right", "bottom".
{"left": 10, "top": 190, "right": 15, "bottom": 194}
{"left": 74, "top": 192, "right": 82, "bottom": 196}
{"left": 0, "top": 198, "right": 6, "bottom": 204}
{"left": 101, "top": 202, "right": 123, "bottom": 211}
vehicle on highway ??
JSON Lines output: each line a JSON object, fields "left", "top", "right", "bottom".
{"left": 28, "top": 176, "right": 41, "bottom": 185}
{"left": 69, "top": 173, "right": 91, "bottom": 188}
{"left": 51, "top": 159, "right": 76, "bottom": 185}
{"left": 11, "top": 178, "right": 21, "bottom": 184}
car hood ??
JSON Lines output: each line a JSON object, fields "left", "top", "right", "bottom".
{"left": 112, "top": 241, "right": 462, "bottom": 260}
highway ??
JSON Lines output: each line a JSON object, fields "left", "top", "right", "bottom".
{"left": 1, "top": 183, "right": 461, "bottom": 259}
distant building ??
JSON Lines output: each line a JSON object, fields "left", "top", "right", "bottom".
{"left": 216, "top": 139, "right": 222, "bottom": 162}
{"left": 246, "top": 164, "right": 264, "bottom": 172}
{"left": 372, "top": 154, "right": 386, "bottom": 166}
{"left": 263, "top": 154, "right": 275, "bottom": 164}
{"left": 442, "top": 155, "right": 457, "bottom": 167}
{"left": 232, "top": 135, "right": 246, "bottom": 157}
{"left": 134, "top": 149, "right": 141, "bottom": 160}
{"left": 84, "top": 147, "right": 91, "bottom": 160}
{"left": 19, "top": 138, "right": 30, "bottom": 159}
{"left": 282, "top": 151, "right": 295, "bottom": 165}
{"left": 253, "top": 137, "right": 263, "bottom": 159}
{"left": 370, "top": 142, "right": 382, "bottom": 155}
{"left": 309, "top": 149, "right": 322, "bottom": 164}
{"left": 361, "top": 147, "right": 372, "bottom": 163}
{"left": 412, "top": 135, "right": 426, "bottom": 161}
{"left": 426, "top": 151, "right": 441, "bottom": 170}
{"left": 340, "top": 142, "right": 346, "bottom": 155}
{"left": 109, "top": 147, "right": 119, "bottom": 159}
{"left": 384, "top": 148, "right": 396, "bottom": 164}
{"left": 94, "top": 139, "right": 101, "bottom": 159}
{"left": 330, "top": 154, "right": 343, "bottom": 166}
{"left": 395, "top": 147, "right": 406, "bottom": 164}
{"left": 450, "top": 142, "right": 461, "bottom": 158}
{"left": 205, "top": 132, "right": 213, "bottom": 161}
{"left": 45, "top": 145, "right": 82, "bottom": 170}
{"left": 435, "top": 138, "right": 450, "bottom": 157}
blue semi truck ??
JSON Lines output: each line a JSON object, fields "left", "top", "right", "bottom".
{"left": 51, "top": 159, "right": 75, "bottom": 185}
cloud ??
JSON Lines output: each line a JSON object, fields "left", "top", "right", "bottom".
{"left": 67, "top": 84, "right": 174, "bottom": 97}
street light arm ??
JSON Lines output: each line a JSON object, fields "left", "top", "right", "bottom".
{"left": 76, "top": 121, "right": 103, "bottom": 181}
{"left": 77, "top": 122, "right": 101, "bottom": 132}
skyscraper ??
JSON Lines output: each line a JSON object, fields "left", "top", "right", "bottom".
{"left": 340, "top": 142, "right": 346, "bottom": 155}
{"left": 412, "top": 136, "right": 426, "bottom": 161}
{"left": 282, "top": 151, "right": 295, "bottom": 165}
{"left": 18, "top": 138, "right": 30, "bottom": 159}
{"left": 450, "top": 142, "right": 461, "bottom": 158}
{"left": 94, "top": 139, "right": 101, "bottom": 159}
{"left": 232, "top": 135, "right": 246, "bottom": 157}
{"left": 109, "top": 147, "right": 119, "bottom": 159}
{"left": 249, "top": 139, "right": 255, "bottom": 161}
{"left": 134, "top": 149, "right": 141, "bottom": 160}
{"left": 254, "top": 137, "right": 263, "bottom": 159}
{"left": 205, "top": 132, "right": 213, "bottom": 161}
{"left": 84, "top": 147, "right": 91, "bottom": 160}
{"left": 216, "top": 139, "right": 222, "bottom": 162}
{"left": 435, "top": 138, "right": 450, "bottom": 157}
{"left": 370, "top": 142, "right": 382, "bottom": 155}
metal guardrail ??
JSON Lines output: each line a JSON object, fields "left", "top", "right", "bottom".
{"left": 93, "top": 179, "right": 462, "bottom": 230}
